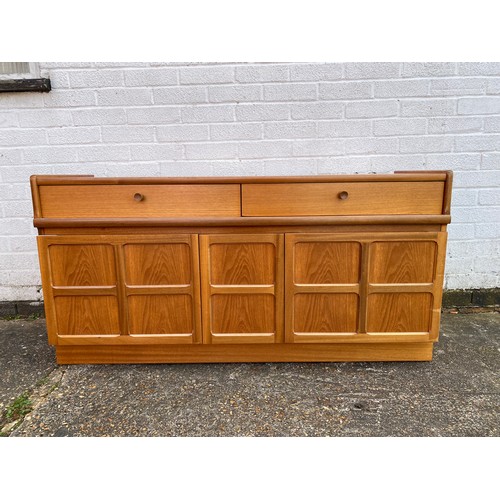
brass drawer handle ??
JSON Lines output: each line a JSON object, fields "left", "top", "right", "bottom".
{"left": 338, "top": 191, "right": 349, "bottom": 200}
{"left": 134, "top": 193, "right": 145, "bottom": 202}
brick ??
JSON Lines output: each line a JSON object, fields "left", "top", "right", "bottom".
{"left": 23, "top": 146, "right": 78, "bottom": 164}
{"left": 428, "top": 117, "right": 483, "bottom": 134}
{"left": 455, "top": 135, "right": 500, "bottom": 152}
{"left": 454, "top": 170, "right": 499, "bottom": 187}
{"left": 318, "top": 120, "right": 371, "bottom": 137}
{"left": 482, "top": 153, "right": 500, "bottom": 169}
{"left": 400, "top": 136, "right": 453, "bottom": 153}
{"left": 157, "top": 124, "right": 209, "bottom": 142}
{"left": 1, "top": 184, "right": 30, "bottom": 200}
{"left": 97, "top": 88, "right": 152, "bottom": 106}
{"left": 0, "top": 112, "right": 19, "bottom": 128}
{"left": 457, "top": 62, "right": 500, "bottom": 76}
{"left": 487, "top": 78, "right": 500, "bottom": 95}
{"left": 426, "top": 153, "right": 481, "bottom": 170}
{"left": 374, "top": 80, "right": 429, "bottom": 98}
{"left": 317, "top": 156, "right": 374, "bottom": 173}
{"left": 0, "top": 93, "right": 44, "bottom": 108}
{"left": 124, "top": 68, "right": 177, "bottom": 86}
{"left": 209, "top": 85, "right": 262, "bottom": 103}
{"left": 211, "top": 123, "right": 262, "bottom": 141}
{"left": 263, "top": 158, "right": 317, "bottom": 175}
{"left": 47, "top": 126, "right": 100, "bottom": 145}
{"left": 293, "top": 139, "right": 344, "bottom": 157}
{"left": 346, "top": 137, "right": 398, "bottom": 155}
{"left": 18, "top": 109, "right": 72, "bottom": 128}
{"left": 104, "top": 163, "right": 160, "bottom": 177}
{"left": 161, "top": 161, "right": 214, "bottom": 176}
{"left": 402, "top": 62, "right": 456, "bottom": 77}
{"left": 290, "top": 63, "right": 342, "bottom": 81}
{"left": 43, "top": 89, "right": 96, "bottom": 107}
{"left": 0, "top": 149, "right": 22, "bottom": 166}
{"left": 430, "top": 77, "right": 486, "bottom": 96}
{"left": 291, "top": 102, "right": 343, "bottom": 120}
{"left": 264, "top": 83, "right": 317, "bottom": 101}
{"left": 239, "top": 140, "right": 292, "bottom": 159}
{"left": 445, "top": 258, "right": 474, "bottom": 274}
{"left": 319, "top": 82, "right": 372, "bottom": 100}
{"left": 127, "top": 107, "right": 180, "bottom": 125}
{"left": 453, "top": 206, "right": 500, "bottom": 223}
{"left": 373, "top": 118, "right": 426, "bottom": 136}
{"left": 47, "top": 70, "right": 70, "bottom": 89}
{"left": 101, "top": 126, "right": 155, "bottom": 143}
{"left": 182, "top": 105, "right": 235, "bottom": 123}
{"left": 236, "top": 65, "right": 289, "bottom": 83}
{"left": 73, "top": 108, "right": 127, "bottom": 125}
{"left": 370, "top": 155, "right": 426, "bottom": 170}
{"left": 41, "top": 62, "right": 94, "bottom": 68}
{"left": 185, "top": 142, "right": 238, "bottom": 160}
{"left": 452, "top": 189, "right": 480, "bottom": 208}
{"left": 344, "top": 62, "right": 400, "bottom": 79}
{"left": 130, "top": 144, "right": 183, "bottom": 161}
{"left": 69, "top": 70, "right": 124, "bottom": 88}
{"left": 447, "top": 223, "right": 475, "bottom": 240}
{"left": 153, "top": 86, "right": 207, "bottom": 104}
{"left": 1, "top": 166, "right": 52, "bottom": 182}
{"left": 179, "top": 66, "right": 234, "bottom": 84}
{"left": 458, "top": 97, "right": 500, "bottom": 115}
{"left": 93, "top": 62, "right": 149, "bottom": 68}
{"left": 264, "top": 121, "right": 316, "bottom": 139}
{"left": 484, "top": 116, "right": 500, "bottom": 132}
{"left": 345, "top": 100, "right": 398, "bottom": 118}
{"left": 77, "top": 145, "right": 130, "bottom": 162}
{"left": 0, "top": 129, "right": 46, "bottom": 146}
{"left": 447, "top": 240, "right": 500, "bottom": 259}
{"left": 235, "top": 103, "right": 289, "bottom": 121}
{"left": 3, "top": 201, "right": 33, "bottom": 218}
{"left": 475, "top": 223, "right": 500, "bottom": 239}
{"left": 212, "top": 160, "right": 264, "bottom": 177}
{"left": 0, "top": 218, "right": 34, "bottom": 235}
{"left": 478, "top": 189, "right": 500, "bottom": 205}
{"left": 401, "top": 99, "right": 456, "bottom": 116}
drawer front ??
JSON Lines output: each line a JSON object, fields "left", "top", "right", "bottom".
{"left": 242, "top": 181, "right": 445, "bottom": 216}
{"left": 39, "top": 184, "right": 241, "bottom": 218}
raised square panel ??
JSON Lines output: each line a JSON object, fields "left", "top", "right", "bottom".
{"left": 367, "top": 293, "right": 432, "bottom": 332}
{"left": 211, "top": 295, "right": 275, "bottom": 333}
{"left": 55, "top": 296, "right": 120, "bottom": 335}
{"left": 294, "top": 293, "right": 358, "bottom": 333}
{"left": 124, "top": 243, "right": 191, "bottom": 285}
{"left": 210, "top": 243, "right": 275, "bottom": 285}
{"left": 49, "top": 244, "right": 116, "bottom": 286}
{"left": 128, "top": 295, "right": 193, "bottom": 334}
{"left": 294, "top": 242, "right": 361, "bottom": 284}
{"left": 370, "top": 241, "right": 436, "bottom": 283}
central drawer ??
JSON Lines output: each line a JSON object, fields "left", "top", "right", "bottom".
{"left": 38, "top": 184, "right": 241, "bottom": 218}
{"left": 242, "top": 181, "right": 445, "bottom": 216}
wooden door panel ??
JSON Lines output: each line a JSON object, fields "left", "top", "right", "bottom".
{"left": 294, "top": 294, "right": 358, "bottom": 333}
{"left": 200, "top": 234, "right": 284, "bottom": 344}
{"left": 128, "top": 295, "right": 193, "bottom": 335}
{"left": 54, "top": 296, "right": 120, "bottom": 335}
{"left": 367, "top": 293, "right": 432, "bottom": 333}
{"left": 49, "top": 244, "right": 116, "bottom": 286}
{"left": 294, "top": 241, "right": 361, "bottom": 284}
{"left": 370, "top": 241, "right": 436, "bottom": 283}
{"left": 124, "top": 243, "right": 192, "bottom": 285}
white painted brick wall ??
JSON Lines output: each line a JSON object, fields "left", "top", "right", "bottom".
{"left": 0, "top": 62, "right": 499, "bottom": 300}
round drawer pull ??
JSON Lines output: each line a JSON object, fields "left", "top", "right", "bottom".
{"left": 133, "top": 193, "right": 145, "bottom": 202}
{"left": 338, "top": 191, "right": 349, "bottom": 200}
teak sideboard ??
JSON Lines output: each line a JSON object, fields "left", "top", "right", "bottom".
{"left": 30, "top": 171, "right": 452, "bottom": 364}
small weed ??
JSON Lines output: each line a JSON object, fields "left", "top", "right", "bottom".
{"left": 5, "top": 392, "right": 33, "bottom": 421}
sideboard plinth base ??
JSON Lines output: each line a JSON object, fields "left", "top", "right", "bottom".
{"left": 55, "top": 342, "right": 434, "bottom": 364}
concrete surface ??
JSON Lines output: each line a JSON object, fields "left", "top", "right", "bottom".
{"left": 0, "top": 313, "right": 498, "bottom": 437}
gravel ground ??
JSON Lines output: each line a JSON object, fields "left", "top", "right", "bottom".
{"left": 1, "top": 312, "right": 498, "bottom": 437}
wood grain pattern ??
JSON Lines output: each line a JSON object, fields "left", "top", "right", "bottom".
{"left": 242, "top": 182, "right": 445, "bottom": 216}
{"left": 55, "top": 342, "right": 435, "bottom": 364}
{"left": 369, "top": 241, "right": 437, "bottom": 283}
{"left": 124, "top": 243, "right": 191, "bottom": 285}
{"left": 54, "top": 296, "right": 120, "bottom": 335}
{"left": 367, "top": 293, "right": 432, "bottom": 333}
{"left": 39, "top": 184, "right": 241, "bottom": 218}
{"left": 128, "top": 295, "right": 193, "bottom": 335}
{"left": 293, "top": 294, "right": 358, "bottom": 333}
{"left": 294, "top": 241, "right": 360, "bottom": 284}
{"left": 49, "top": 244, "right": 116, "bottom": 286}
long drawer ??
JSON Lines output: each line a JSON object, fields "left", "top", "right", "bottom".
{"left": 241, "top": 181, "right": 445, "bottom": 216}
{"left": 38, "top": 184, "right": 241, "bottom": 218}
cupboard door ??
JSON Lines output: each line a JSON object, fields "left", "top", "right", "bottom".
{"left": 200, "top": 234, "right": 284, "bottom": 344}
{"left": 286, "top": 232, "right": 447, "bottom": 343}
{"left": 38, "top": 235, "right": 201, "bottom": 345}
